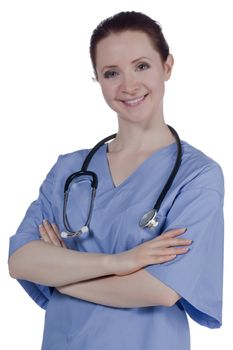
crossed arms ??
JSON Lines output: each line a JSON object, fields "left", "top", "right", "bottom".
{"left": 9, "top": 220, "right": 191, "bottom": 308}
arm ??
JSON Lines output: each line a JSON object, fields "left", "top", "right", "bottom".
{"left": 36, "top": 221, "right": 187, "bottom": 307}
{"left": 8, "top": 239, "right": 113, "bottom": 287}
{"left": 9, "top": 219, "right": 190, "bottom": 290}
{"left": 58, "top": 269, "right": 181, "bottom": 308}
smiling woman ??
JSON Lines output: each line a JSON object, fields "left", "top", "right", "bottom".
{"left": 8, "top": 10, "right": 224, "bottom": 350}
{"left": 94, "top": 30, "right": 174, "bottom": 130}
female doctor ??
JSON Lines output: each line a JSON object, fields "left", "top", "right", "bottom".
{"left": 8, "top": 11, "right": 224, "bottom": 350}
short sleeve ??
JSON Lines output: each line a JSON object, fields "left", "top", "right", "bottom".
{"left": 8, "top": 157, "right": 60, "bottom": 310}
{"left": 144, "top": 163, "right": 225, "bottom": 328}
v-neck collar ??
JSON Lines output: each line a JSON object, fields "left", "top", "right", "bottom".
{"left": 102, "top": 141, "right": 180, "bottom": 191}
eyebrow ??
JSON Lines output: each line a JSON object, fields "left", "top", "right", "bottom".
{"left": 101, "top": 56, "right": 151, "bottom": 72}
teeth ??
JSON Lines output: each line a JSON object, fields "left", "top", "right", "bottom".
{"left": 124, "top": 95, "right": 145, "bottom": 105}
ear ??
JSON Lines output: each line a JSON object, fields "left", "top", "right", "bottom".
{"left": 92, "top": 70, "right": 99, "bottom": 83}
{"left": 163, "top": 54, "right": 174, "bottom": 81}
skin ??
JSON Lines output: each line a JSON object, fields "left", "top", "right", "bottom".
{"left": 95, "top": 30, "right": 175, "bottom": 154}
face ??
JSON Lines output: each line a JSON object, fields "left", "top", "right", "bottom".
{"left": 95, "top": 30, "right": 174, "bottom": 124}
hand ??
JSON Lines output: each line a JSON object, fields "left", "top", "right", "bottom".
{"left": 112, "top": 228, "right": 192, "bottom": 276}
{"left": 39, "top": 220, "right": 67, "bottom": 248}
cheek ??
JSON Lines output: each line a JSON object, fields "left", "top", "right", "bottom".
{"left": 144, "top": 70, "right": 165, "bottom": 93}
{"left": 101, "top": 86, "right": 113, "bottom": 105}
{"left": 149, "top": 79, "right": 165, "bottom": 100}
{"left": 100, "top": 83, "right": 118, "bottom": 107}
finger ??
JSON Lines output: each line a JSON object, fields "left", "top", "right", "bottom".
{"left": 39, "top": 223, "right": 52, "bottom": 244}
{"left": 51, "top": 223, "right": 62, "bottom": 241}
{"left": 158, "top": 228, "right": 187, "bottom": 238}
{"left": 51, "top": 223, "right": 67, "bottom": 248}
{"left": 151, "top": 237, "right": 192, "bottom": 249}
{"left": 153, "top": 254, "right": 177, "bottom": 264}
{"left": 42, "top": 220, "right": 62, "bottom": 247}
{"left": 154, "top": 246, "right": 190, "bottom": 256}
{"left": 156, "top": 228, "right": 187, "bottom": 241}
{"left": 166, "top": 237, "right": 192, "bottom": 247}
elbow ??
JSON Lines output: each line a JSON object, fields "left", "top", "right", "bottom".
{"left": 8, "top": 254, "right": 22, "bottom": 279}
{"left": 8, "top": 257, "right": 18, "bottom": 279}
{"left": 8, "top": 241, "right": 36, "bottom": 280}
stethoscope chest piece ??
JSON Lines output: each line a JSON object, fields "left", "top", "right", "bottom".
{"left": 139, "top": 209, "right": 159, "bottom": 229}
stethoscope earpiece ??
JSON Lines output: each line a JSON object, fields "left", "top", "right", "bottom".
{"left": 61, "top": 225, "right": 89, "bottom": 239}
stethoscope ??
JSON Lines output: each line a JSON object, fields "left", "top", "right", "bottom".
{"left": 61, "top": 125, "right": 182, "bottom": 238}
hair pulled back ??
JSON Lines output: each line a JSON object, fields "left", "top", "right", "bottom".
{"left": 89, "top": 11, "right": 170, "bottom": 79}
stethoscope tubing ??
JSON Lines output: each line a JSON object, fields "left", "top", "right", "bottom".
{"left": 61, "top": 125, "right": 182, "bottom": 237}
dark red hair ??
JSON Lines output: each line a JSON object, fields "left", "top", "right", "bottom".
{"left": 89, "top": 11, "right": 170, "bottom": 79}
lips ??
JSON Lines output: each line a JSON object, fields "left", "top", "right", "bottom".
{"left": 121, "top": 94, "right": 148, "bottom": 107}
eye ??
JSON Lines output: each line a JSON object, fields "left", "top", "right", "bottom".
{"left": 136, "top": 62, "right": 150, "bottom": 71}
{"left": 103, "top": 70, "right": 119, "bottom": 79}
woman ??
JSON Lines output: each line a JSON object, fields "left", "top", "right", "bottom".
{"left": 8, "top": 11, "right": 224, "bottom": 350}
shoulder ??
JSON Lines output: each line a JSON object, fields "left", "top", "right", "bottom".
{"left": 56, "top": 148, "right": 90, "bottom": 167}
{"left": 48, "top": 148, "right": 91, "bottom": 182}
{"left": 178, "top": 140, "right": 224, "bottom": 197}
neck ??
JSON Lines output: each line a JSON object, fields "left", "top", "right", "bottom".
{"left": 108, "top": 118, "right": 176, "bottom": 155}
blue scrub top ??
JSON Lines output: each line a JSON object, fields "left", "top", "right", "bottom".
{"left": 9, "top": 140, "right": 225, "bottom": 350}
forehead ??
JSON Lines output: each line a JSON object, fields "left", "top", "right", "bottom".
{"left": 95, "top": 30, "right": 160, "bottom": 67}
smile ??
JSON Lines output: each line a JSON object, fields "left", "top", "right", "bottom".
{"left": 122, "top": 94, "right": 148, "bottom": 107}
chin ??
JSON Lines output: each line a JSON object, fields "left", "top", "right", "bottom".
{"left": 118, "top": 112, "right": 156, "bottom": 124}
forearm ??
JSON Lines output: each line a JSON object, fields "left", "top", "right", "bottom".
{"left": 58, "top": 269, "right": 173, "bottom": 308}
{"left": 8, "top": 240, "right": 113, "bottom": 287}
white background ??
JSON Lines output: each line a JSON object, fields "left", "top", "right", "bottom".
{"left": 1, "top": 0, "right": 232, "bottom": 349}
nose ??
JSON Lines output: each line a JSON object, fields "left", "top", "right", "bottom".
{"left": 121, "top": 73, "right": 139, "bottom": 95}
